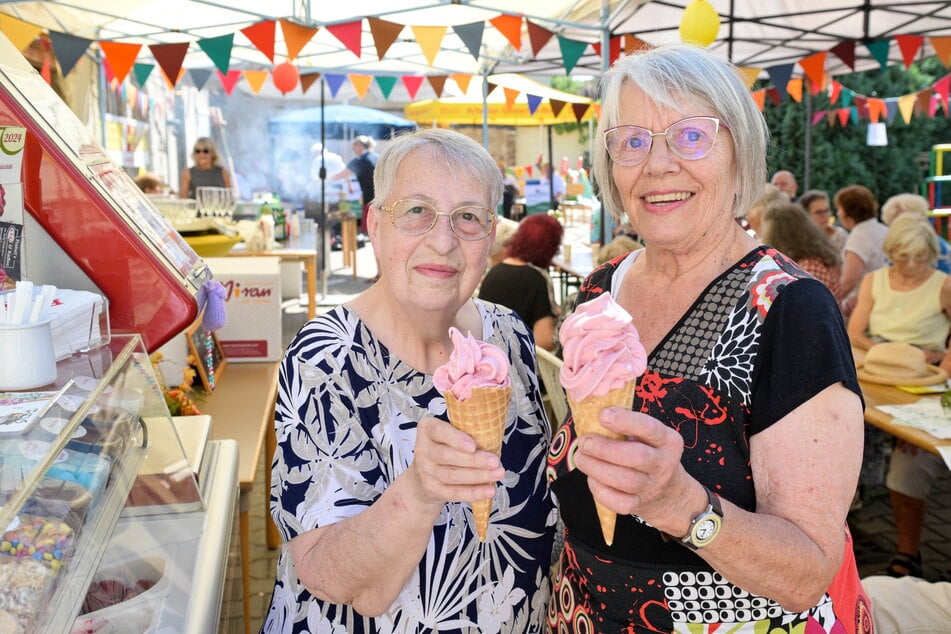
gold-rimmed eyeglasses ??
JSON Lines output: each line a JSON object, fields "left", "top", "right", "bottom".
{"left": 604, "top": 116, "right": 729, "bottom": 166}
{"left": 377, "top": 199, "right": 496, "bottom": 241}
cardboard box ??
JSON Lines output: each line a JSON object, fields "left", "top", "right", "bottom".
{"left": 204, "top": 257, "right": 282, "bottom": 362}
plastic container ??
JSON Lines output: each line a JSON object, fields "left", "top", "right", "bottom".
{"left": 0, "top": 319, "right": 56, "bottom": 391}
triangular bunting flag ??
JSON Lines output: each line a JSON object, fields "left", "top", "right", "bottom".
{"left": 300, "top": 72, "right": 320, "bottom": 94}
{"left": 526, "top": 94, "right": 543, "bottom": 115}
{"left": 826, "top": 110, "right": 838, "bottom": 126}
{"left": 48, "top": 31, "right": 92, "bottom": 78}
{"left": 737, "top": 67, "right": 761, "bottom": 89}
{"left": 867, "top": 98, "right": 887, "bottom": 123}
{"left": 571, "top": 103, "right": 590, "bottom": 122}
{"left": 326, "top": 20, "right": 363, "bottom": 58}
{"left": 368, "top": 17, "right": 403, "bottom": 60}
{"left": 324, "top": 73, "right": 347, "bottom": 97}
{"left": 375, "top": 75, "right": 398, "bottom": 99}
{"left": 447, "top": 74, "right": 470, "bottom": 96}
{"left": 885, "top": 99, "right": 899, "bottom": 124}
{"left": 149, "top": 42, "right": 190, "bottom": 87}
{"left": 427, "top": 75, "right": 447, "bottom": 97}
{"left": 933, "top": 75, "right": 951, "bottom": 114}
{"left": 766, "top": 87, "right": 781, "bottom": 107}
{"left": 811, "top": 111, "right": 825, "bottom": 125}
{"left": 41, "top": 56, "right": 51, "bottom": 84}
{"left": 412, "top": 25, "right": 446, "bottom": 66}
{"left": 829, "top": 80, "right": 842, "bottom": 105}
{"left": 786, "top": 78, "right": 803, "bottom": 103}
{"left": 550, "top": 99, "right": 567, "bottom": 117}
{"left": 133, "top": 62, "right": 154, "bottom": 86}
{"left": 486, "top": 82, "right": 499, "bottom": 96}
{"left": 592, "top": 35, "right": 622, "bottom": 65}
{"left": 453, "top": 22, "right": 484, "bottom": 61}
{"left": 895, "top": 34, "right": 924, "bottom": 69}
{"left": 217, "top": 69, "right": 242, "bottom": 95}
{"left": 931, "top": 36, "right": 951, "bottom": 68}
{"left": 527, "top": 21, "right": 554, "bottom": 57}
{"left": 916, "top": 88, "right": 932, "bottom": 114}
{"left": 853, "top": 95, "right": 867, "bottom": 118}
{"left": 189, "top": 68, "right": 213, "bottom": 91}
{"left": 557, "top": 36, "right": 588, "bottom": 75}
{"left": 837, "top": 108, "right": 851, "bottom": 126}
{"left": 898, "top": 94, "right": 916, "bottom": 123}
{"left": 162, "top": 67, "right": 186, "bottom": 90}
{"left": 866, "top": 38, "right": 891, "bottom": 70}
{"left": 489, "top": 14, "right": 522, "bottom": 51}
{"left": 348, "top": 74, "right": 373, "bottom": 99}
{"left": 766, "top": 63, "right": 794, "bottom": 101}
{"left": 242, "top": 69, "right": 269, "bottom": 94}
{"left": 502, "top": 87, "right": 519, "bottom": 110}
{"left": 623, "top": 35, "right": 652, "bottom": 54}
{"left": 402, "top": 75, "right": 425, "bottom": 100}
{"left": 241, "top": 20, "right": 276, "bottom": 62}
{"left": 99, "top": 41, "right": 142, "bottom": 85}
{"left": 798, "top": 52, "right": 826, "bottom": 90}
{"left": 830, "top": 40, "right": 856, "bottom": 71}
{"left": 751, "top": 89, "right": 766, "bottom": 112}
{"left": 279, "top": 19, "right": 319, "bottom": 62}
{"left": 197, "top": 33, "right": 233, "bottom": 74}
{"left": 0, "top": 14, "right": 43, "bottom": 51}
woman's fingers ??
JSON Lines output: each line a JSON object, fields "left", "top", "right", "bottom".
{"left": 412, "top": 418, "right": 505, "bottom": 503}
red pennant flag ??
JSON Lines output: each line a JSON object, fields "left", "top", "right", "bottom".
{"left": 837, "top": 108, "right": 851, "bottom": 127}
{"left": 829, "top": 80, "right": 842, "bottom": 105}
{"left": 41, "top": 57, "right": 51, "bottom": 84}
{"left": 242, "top": 20, "right": 276, "bottom": 62}
{"left": 327, "top": 20, "right": 363, "bottom": 58}
{"left": 895, "top": 34, "right": 924, "bottom": 69}
{"left": 526, "top": 21, "right": 553, "bottom": 57}
{"left": 217, "top": 69, "right": 242, "bottom": 95}
{"left": 830, "top": 40, "right": 856, "bottom": 71}
{"left": 402, "top": 75, "right": 425, "bottom": 99}
{"left": 149, "top": 42, "right": 190, "bottom": 87}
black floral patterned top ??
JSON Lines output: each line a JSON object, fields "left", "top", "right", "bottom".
{"left": 546, "top": 246, "right": 871, "bottom": 633}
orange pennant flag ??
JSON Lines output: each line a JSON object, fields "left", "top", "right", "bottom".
{"left": 162, "top": 67, "right": 187, "bottom": 90}
{"left": 751, "top": 89, "right": 766, "bottom": 112}
{"left": 99, "top": 41, "right": 142, "bottom": 85}
{"left": 348, "top": 74, "right": 373, "bottom": 99}
{"left": 368, "top": 17, "right": 403, "bottom": 59}
{"left": 931, "top": 36, "right": 951, "bottom": 68}
{"left": 798, "top": 52, "right": 826, "bottom": 90}
{"left": 0, "top": 14, "right": 43, "bottom": 51}
{"left": 623, "top": 35, "right": 652, "bottom": 54}
{"left": 242, "top": 69, "right": 269, "bottom": 94}
{"left": 786, "top": 78, "right": 803, "bottom": 103}
{"left": 411, "top": 26, "right": 447, "bottom": 66}
{"left": 737, "top": 66, "right": 761, "bottom": 89}
{"left": 898, "top": 93, "right": 917, "bottom": 124}
{"left": 502, "top": 87, "right": 519, "bottom": 110}
{"left": 451, "top": 73, "right": 472, "bottom": 94}
{"left": 279, "top": 19, "right": 318, "bottom": 62}
{"left": 867, "top": 98, "right": 887, "bottom": 123}
{"left": 489, "top": 14, "right": 522, "bottom": 51}
{"left": 241, "top": 20, "right": 276, "bottom": 62}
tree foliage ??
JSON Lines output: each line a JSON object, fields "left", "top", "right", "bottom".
{"left": 763, "top": 57, "right": 951, "bottom": 203}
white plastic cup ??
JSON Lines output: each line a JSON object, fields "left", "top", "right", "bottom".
{"left": 0, "top": 319, "right": 57, "bottom": 391}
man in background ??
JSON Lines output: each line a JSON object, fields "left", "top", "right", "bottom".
{"left": 771, "top": 169, "right": 798, "bottom": 201}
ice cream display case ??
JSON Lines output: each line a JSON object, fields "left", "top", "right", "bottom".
{"left": 0, "top": 334, "right": 238, "bottom": 633}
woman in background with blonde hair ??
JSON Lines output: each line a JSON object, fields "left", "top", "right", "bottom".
{"left": 882, "top": 192, "right": 951, "bottom": 273}
{"left": 179, "top": 136, "right": 231, "bottom": 199}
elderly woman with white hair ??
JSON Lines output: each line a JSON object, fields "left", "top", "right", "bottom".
{"left": 546, "top": 44, "right": 868, "bottom": 633}
{"left": 882, "top": 192, "right": 951, "bottom": 273}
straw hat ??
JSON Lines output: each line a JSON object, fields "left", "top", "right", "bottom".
{"left": 856, "top": 342, "right": 948, "bottom": 386}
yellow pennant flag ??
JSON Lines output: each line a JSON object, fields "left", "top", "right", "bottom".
{"left": 348, "top": 74, "right": 373, "bottom": 99}
{"left": 898, "top": 93, "right": 917, "bottom": 124}
{"left": 243, "top": 70, "right": 269, "bottom": 94}
{"left": 411, "top": 26, "right": 447, "bottom": 66}
{"left": 0, "top": 14, "right": 43, "bottom": 52}
{"left": 737, "top": 67, "right": 761, "bottom": 89}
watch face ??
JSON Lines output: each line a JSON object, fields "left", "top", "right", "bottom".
{"left": 695, "top": 518, "right": 718, "bottom": 541}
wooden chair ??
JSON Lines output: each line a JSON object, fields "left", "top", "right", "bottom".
{"left": 535, "top": 345, "right": 570, "bottom": 428}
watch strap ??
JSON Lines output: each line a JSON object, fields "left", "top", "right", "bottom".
{"left": 681, "top": 485, "right": 723, "bottom": 550}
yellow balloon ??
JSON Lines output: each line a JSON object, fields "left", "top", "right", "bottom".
{"left": 679, "top": 0, "right": 721, "bottom": 47}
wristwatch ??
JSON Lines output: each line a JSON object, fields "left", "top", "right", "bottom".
{"left": 680, "top": 486, "right": 723, "bottom": 550}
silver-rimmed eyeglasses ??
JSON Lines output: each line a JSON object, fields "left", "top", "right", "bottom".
{"left": 604, "top": 116, "right": 729, "bottom": 167}
{"left": 378, "top": 199, "right": 496, "bottom": 241}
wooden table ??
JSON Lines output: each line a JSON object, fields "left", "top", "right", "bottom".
{"left": 551, "top": 247, "right": 595, "bottom": 300}
{"left": 860, "top": 380, "right": 951, "bottom": 456}
{"left": 226, "top": 233, "right": 319, "bottom": 319}
{"left": 204, "top": 361, "right": 280, "bottom": 634}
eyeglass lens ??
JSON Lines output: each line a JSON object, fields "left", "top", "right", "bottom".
{"left": 606, "top": 117, "right": 722, "bottom": 166}
{"left": 194, "top": 148, "right": 210, "bottom": 154}
{"left": 390, "top": 200, "right": 493, "bottom": 240}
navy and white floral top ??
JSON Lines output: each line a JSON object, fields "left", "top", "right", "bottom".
{"left": 264, "top": 301, "right": 556, "bottom": 633}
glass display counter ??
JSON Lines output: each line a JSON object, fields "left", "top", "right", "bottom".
{"left": 0, "top": 334, "right": 238, "bottom": 633}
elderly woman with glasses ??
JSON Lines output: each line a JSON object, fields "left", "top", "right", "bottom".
{"left": 546, "top": 44, "right": 869, "bottom": 633}
{"left": 179, "top": 136, "right": 232, "bottom": 199}
{"left": 264, "top": 128, "right": 555, "bottom": 633}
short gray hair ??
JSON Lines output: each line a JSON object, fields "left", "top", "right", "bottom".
{"left": 373, "top": 128, "right": 503, "bottom": 210}
{"left": 593, "top": 44, "right": 768, "bottom": 221}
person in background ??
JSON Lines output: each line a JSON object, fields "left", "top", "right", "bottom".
{"left": 882, "top": 192, "right": 951, "bottom": 273}
{"left": 264, "top": 128, "right": 554, "bottom": 632}
{"left": 540, "top": 162, "right": 566, "bottom": 205}
{"left": 179, "top": 136, "right": 231, "bottom": 199}
{"left": 744, "top": 183, "right": 787, "bottom": 237}
{"left": 847, "top": 215, "right": 951, "bottom": 581}
{"left": 487, "top": 217, "right": 519, "bottom": 270}
{"left": 800, "top": 189, "right": 849, "bottom": 254}
{"left": 479, "top": 213, "right": 563, "bottom": 352}
{"left": 835, "top": 183, "right": 888, "bottom": 315}
{"left": 499, "top": 161, "right": 521, "bottom": 219}
{"left": 770, "top": 168, "right": 798, "bottom": 201}
{"left": 547, "top": 43, "right": 867, "bottom": 633}
{"left": 309, "top": 142, "right": 349, "bottom": 201}
{"left": 134, "top": 172, "right": 165, "bottom": 194}
{"left": 861, "top": 575, "right": 951, "bottom": 632}
{"left": 345, "top": 135, "right": 379, "bottom": 234}
{"left": 759, "top": 200, "right": 842, "bottom": 295}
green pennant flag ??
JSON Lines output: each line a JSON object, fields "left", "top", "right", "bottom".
{"left": 840, "top": 88, "right": 855, "bottom": 108}
{"left": 198, "top": 33, "right": 234, "bottom": 75}
{"left": 133, "top": 62, "right": 155, "bottom": 87}
{"left": 557, "top": 35, "right": 588, "bottom": 75}
{"left": 375, "top": 76, "right": 398, "bottom": 99}
{"left": 866, "top": 38, "right": 891, "bottom": 71}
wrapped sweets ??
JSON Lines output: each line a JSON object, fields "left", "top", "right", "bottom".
{"left": 559, "top": 293, "right": 647, "bottom": 546}
{"left": 432, "top": 327, "right": 511, "bottom": 541}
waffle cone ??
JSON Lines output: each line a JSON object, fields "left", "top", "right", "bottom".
{"left": 444, "top": 385, "right": 511, "bottom": 540}
{"left": 567, "top": 379, "right": 637, "bottom": 546}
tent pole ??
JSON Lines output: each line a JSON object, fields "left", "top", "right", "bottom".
{"left": 598, "top": 0, "right": 610, "bottom": 246}
{"left": 803, "top": 79, "right": 813, "bottom": 192}
{"left": 481, "top": 72, "right": 489, "bottom": 149}
{"left": 319, "top": 78, "right": 328, "bottom": 299}
{"left": 548, "top": 126, "right": 555, "bottom": 209}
